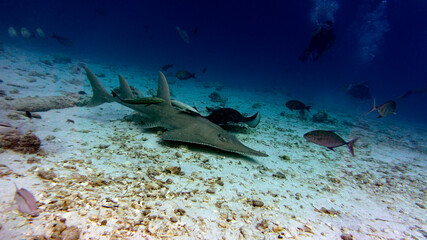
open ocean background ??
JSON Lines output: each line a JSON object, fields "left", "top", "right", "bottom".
{"left": 1, "top": 0, "right": 426, "bottom": 124}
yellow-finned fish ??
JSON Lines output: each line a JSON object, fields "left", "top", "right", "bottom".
{"left": 366, "top": 99, "right": 396, "bottom": 118}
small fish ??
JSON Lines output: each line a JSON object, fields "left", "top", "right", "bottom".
{"left": 8, "top": 27, "right": 18, "bottom": 38}
{"left": 66, "top": 119, "right": 75, "bottom": 124}
{"left": 304, "top": 130, "right": 358, "bottom": 156}
{"left": 366, "top": 99, "right": 396, "bottom": 118}
{"left": 20, "top": 27, "right": 33, "bottom": 38}
{"left": 161, "top": 64, "right": 174, "bottom": 71}
{"left": 111, "top": 91, "right": 164, "bottom": 105}
{"left": 202, "top": 67, "right": 207, "bottom": 74}
{"left": 14, "top": 183, "right": 39, "bottom": 217}
{"left": 20, "top": 111, "right": 41, "bottom": 119}
{"left": 35, "top": 28, "right": 45, "bottom": 38}
{"left": 193, "top": 27, "right": 198, "bottom": 35}
{"left": 175, "top": 26, "right": 189, "bottom": 43}
{"left": 176, "top": 70, "right": 195, "bottom": 80}
{"left": 25, "top": 111, "right": 32, "bottom": 119}
{"left": 205, "top": 107, "right": 261, "bottom": 128}
{"left": 171, "top": 99, "right": 200, "bottom": 115}
{"left": 286, "top": 100, "right": 311, "bottom": 111}
{"left": 397, "top": 87, "right": 427, "bottom": 100}
{"left": 52, "top": 33, "right": 73, "bottom": 47}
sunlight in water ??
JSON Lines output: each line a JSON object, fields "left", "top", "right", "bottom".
{"left": 358, "top": 1, "right": 390, "bottom": 63}
{"left": 311, "top": 0, "right": 339, "bottom": 25}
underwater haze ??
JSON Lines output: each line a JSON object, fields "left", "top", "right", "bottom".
{"left": 0, "top": 1, "right": 426, "bottom": 239}
{"left": 1, "top": 0, "right": 426, "bottom": 122}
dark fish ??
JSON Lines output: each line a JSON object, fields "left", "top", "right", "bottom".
{"left": 176, "top": 70, "right": 195, "bottom": 80}
{"left": 22, "top": 111, "right": 41, "bottom": 119}
{"left": 304, "top": 130, "right": 358, "bottom": 156}
{"left": 366, "top": 99, "right": 396, "bottom": 118}
{"left": 202, "top": 67, "right": 207, "bottom": 74}
{"left": 51, "top": 33, "right": 73, "bottom": 47}
{"left": 193, "top": 27, "right": 198, "bottom": 35}
{"left": 286, "top": 100, "right": 311, "bottom": 111}
{"left": 205, "top": 107, "right": 260, "bottom": 128}
{"left": 397, "top": 86, "right": 427, "bottom": 100}
{"left": 66, "top": 119, "right": 75, "bottom": 124}
{"left": 111, "top": 91, "right": 164, "bottom": 105}
{"left": 344, "top": 81, "right": 371, "bottom": 100}
{"left": 14, "top": 183, "right": 39, "bottom": 217}
{"left": 162, "top": 64, "right": 174, "bottom": 71}
{"left": 25, "top": 111, "right": 32, "bottom": 119}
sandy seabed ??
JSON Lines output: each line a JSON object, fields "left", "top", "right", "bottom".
{"left": 0, "top": 46, "right": 426, "bottom": 240}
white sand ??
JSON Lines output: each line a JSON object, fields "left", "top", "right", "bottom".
{"left": 0, "top": 45, "right": 426, "bottom": 239}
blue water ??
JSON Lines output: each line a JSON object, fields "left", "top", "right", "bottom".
{"left": 1, "top": 0, "right": 426, "bottom": 123}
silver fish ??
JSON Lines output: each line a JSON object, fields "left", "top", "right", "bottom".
{"left": 8, "top": 27, "right": 18, "bottom": 38}
{"left": 175, "top": 26, "right": 189, "bottom": 43}
{"left": 20, "top": 27, "right": 33, "bottom": 38}
{"left": 36, "top": 27, "right": 45, "bottom": 38}
{"left": 171, "top": 99, "right": 200, "bottom": 115}
{"left": 14, "top": 183, "right": 39, "bottom": 217}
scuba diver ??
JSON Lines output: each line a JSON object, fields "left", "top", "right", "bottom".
{"left": 300, "top": 20, "right": 336, "bottom": 62}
